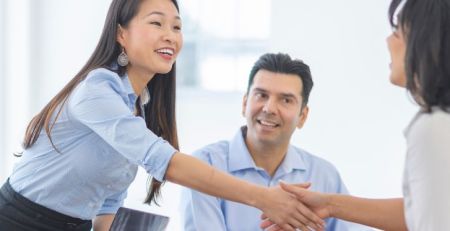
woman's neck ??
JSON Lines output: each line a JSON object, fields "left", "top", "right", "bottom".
{"left": 127, "top": 66, "right": 155, "bottom": 96}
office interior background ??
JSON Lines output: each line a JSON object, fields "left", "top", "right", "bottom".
{"left": 0, "top": 0, "right": 416, "bottom": 230}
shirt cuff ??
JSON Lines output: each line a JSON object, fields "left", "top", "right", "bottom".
{"left": 141, "top": 139, "right": 177, "bottom": 182}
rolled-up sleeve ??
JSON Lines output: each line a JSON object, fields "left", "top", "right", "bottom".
{"left": 68, "top": 69, "right": 177, "bottom": 181}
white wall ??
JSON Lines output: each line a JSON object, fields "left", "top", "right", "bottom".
{"left": 270, "top": 0, "right": 416, "bottom": 198}
{"left": 2, "top": 0, "right": 32, "bottom": 182}
{"left": 0, "top": 0, "right": 110, "bottom": 182}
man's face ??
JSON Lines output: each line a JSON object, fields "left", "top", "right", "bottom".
{"left": 243, "top": 69, "right": 309, "bottom": 147}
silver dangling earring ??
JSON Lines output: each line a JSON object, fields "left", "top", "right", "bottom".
{"left": 117, "top": 47, "right": 129, "bottom": 67}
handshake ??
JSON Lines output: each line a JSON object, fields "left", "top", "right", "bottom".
{"left": 259, "top": 181, "right": 405, "bottom": 231}
{"left": 257, "top": 181, "right": 332, "bottom": 231}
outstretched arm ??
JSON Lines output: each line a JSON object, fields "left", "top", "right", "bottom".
{"left": 323, "top": 195, "right": 405, "bottom": 231}
{"left": 166, "top": 152, "right": 326, "bottom": 231}
{"left": 262, "top": 182, "right": 407, "bottom": 231}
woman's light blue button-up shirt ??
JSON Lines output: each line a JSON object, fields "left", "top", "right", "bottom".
{"left": 9, "top": 68, "right": 177, "bottom": 220}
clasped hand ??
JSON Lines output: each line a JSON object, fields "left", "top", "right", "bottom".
{"left": 260, "top": 182, "right": 331, "bottom": 231}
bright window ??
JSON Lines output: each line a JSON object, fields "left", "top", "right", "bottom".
{"left": 177, "top": 0, "right": 271, "bottom": 91}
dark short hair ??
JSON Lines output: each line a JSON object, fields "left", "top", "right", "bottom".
{"left": 247, "top": 53, "right": 313, "bottom": 107}
{"left": 389, "top": 0, "right": 450, "bottom": 112}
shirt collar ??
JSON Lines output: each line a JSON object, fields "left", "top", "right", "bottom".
{"left": 121, "top": 73, "right": 138, "bottom": 105}
{"left": 228, "top": 127, "right": 258, "bottom": 172}
{"left": 279, "top": 145, "right": 307, "bottom": 174}
{"left": 228, "top": 126, "right": 307, "bottom": 174}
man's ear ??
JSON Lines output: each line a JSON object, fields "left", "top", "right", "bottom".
{"left": 296, "top": 105, "right": 309, "bottom": 129}
{"left": 242, "top": 94, "right": 248, "bottom": 117}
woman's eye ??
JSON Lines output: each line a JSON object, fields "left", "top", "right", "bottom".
{"left": 174, "top": 25, "right": 182, "bottom": 31}
{"left": 150, "top": 21, "right": 162, "bottom": 26}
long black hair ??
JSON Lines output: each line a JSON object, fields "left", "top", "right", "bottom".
{"left": 23, "top": 0, "right": 180, "bottom": 205}
{"left": 389, "top": 0, "right": 450, "bottom": 112}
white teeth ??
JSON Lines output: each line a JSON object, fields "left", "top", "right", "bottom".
{"left": 156, "top": 48, "right": 174, "bottom": 55}
{"left": 259, "top": 120, "right": 277, "bottom": 127}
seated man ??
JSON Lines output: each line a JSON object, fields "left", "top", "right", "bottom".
{"left": 181, "top": 53, "right": 370, "bottom": 231}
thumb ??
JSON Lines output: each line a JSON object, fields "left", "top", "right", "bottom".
{"left": 279, "top": 180, "right": 311, "bottom": 189}
{"left": 280, "top": 181, "right": 307, "bottom": 198}
{"left": 283, "top": 181, "right": 311, "bottom": 189}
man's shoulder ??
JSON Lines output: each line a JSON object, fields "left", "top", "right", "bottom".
{"left": 290, "top": 145, "right": 350, "bottom": 193}
{"left": 191, "top": 140, "right": 231, "bottom": 166}
{"left": 291, "top": 145, "right": 340, "bottom": 174}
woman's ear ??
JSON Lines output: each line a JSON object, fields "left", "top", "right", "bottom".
{"left": 116, "top": 24, "right": 126, "bottom": 46}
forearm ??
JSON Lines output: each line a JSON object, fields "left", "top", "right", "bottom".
{"left": 170, "top": 156, "right": 326, "bottom": 230}
{"left": 166, "top": 152, "right": 265, "bottom": 209}
{"left": 329, "top": 195, "right": 406, "bottom": 231}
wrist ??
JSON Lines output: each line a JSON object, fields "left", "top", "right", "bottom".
{"left": 249, "top": 185, "right": 268, "bottom": 210}
{"left": 327, "top": 194, "right": 338, "bottom": 217}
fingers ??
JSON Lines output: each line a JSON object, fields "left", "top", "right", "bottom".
{"left": 280, "top": 223, "right": 296, "bottom": 231}
{"left": 286, "top": 190, "right": 325, "bottom": 230}
{"left": 260, "top": 203, "right": 325, "bottom": 231}
{"left": 263, "top": 186, "right": 325, "bottom": 231}
{"left": 293, "top": 202, "right": 325, "bottom": 230}
{"left": 261, "top": 207, "right": 324, "bottom": 231}
{"left": 265, "top": 225, "right": 283, "bottom": 231}
{"left": 260, "top": 217, "right": 310, "bottom": 231}
{"left": 286, "top": 218, "right": 311, "bottom": 231}
{"left": 263, "top": 220, "right": 320, "bottom": 231}
{"left": 261, "top": 213, "right": 268, "bottom": 220}
{"left": 260, "top": 216, "right": 274, "bottom": 229}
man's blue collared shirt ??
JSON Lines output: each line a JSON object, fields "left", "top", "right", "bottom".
{"left": 181, "top": 128, "right": 371, "bottom": 231}
{"left": 9, "top": 68, "right": 177, "bottom": 220}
